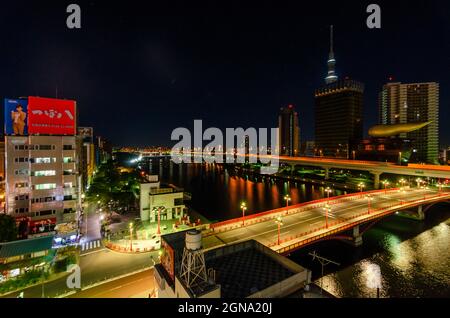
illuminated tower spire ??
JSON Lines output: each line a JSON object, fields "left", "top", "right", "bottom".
{"left": 325, "top": 25, "right": 338, "bottom": 84}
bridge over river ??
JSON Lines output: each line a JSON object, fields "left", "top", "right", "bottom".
{"left": 201, "top": 188, "right": 450, "bottom": 254}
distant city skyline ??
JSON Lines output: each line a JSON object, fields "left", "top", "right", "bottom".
{"left": 0, "top": 1, "right": 448, "bottom": 147}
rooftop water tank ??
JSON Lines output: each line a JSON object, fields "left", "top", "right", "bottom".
{"left": 185, "top": 230, "right": 202, "bottom": 251}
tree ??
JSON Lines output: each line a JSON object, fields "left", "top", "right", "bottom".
{"left": 86, "top": 159, "right": 140, "bottom": 212}
{"left": 0, "top": 214, "right": 18, "bottom": 242}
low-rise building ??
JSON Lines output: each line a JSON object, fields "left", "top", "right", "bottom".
{"left": 154, "top": 230, "right": 311, "bottom": 298}
{"left": 0, "top": 235, "right": 54, "bottom": 282}
{"left": 139, "top": 175, "right": 186, "bottom": 223}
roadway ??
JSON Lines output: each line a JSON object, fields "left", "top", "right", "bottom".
{"left": 2, "top": 247, "right": 157, "bottom": 298}
{"left": 68, "top": 268, "right": 155, "bottom": 298}
{"left": 203, "top": 188, "right": 445, "bottom": 250}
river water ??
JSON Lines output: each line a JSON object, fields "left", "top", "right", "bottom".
{"left": 141, "top": 157, "right": 450, "bottom": 298}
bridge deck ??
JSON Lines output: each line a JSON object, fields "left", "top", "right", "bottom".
{"left": 202, "top": 188, "right": 450, "bottom": 253}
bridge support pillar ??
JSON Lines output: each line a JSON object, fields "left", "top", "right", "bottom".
{"left": 371, "top": 172, "right": 381, "bottom": 190}
{"left": 324, "top": 167, "right": 330, "bottom": 180}
{"left": 351, "top": 225, "right": 363, "bottom": 247}
{"left": 417, "top": 205, "right": 425, "bottom": 220}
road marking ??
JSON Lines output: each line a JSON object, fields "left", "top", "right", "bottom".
{"left": 80, "top": 239, "right": 102, "bottom": 253}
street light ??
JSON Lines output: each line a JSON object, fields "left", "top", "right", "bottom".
{"left": 284, "top": 195, "right": 291, "bottom": 208}
{"left": 381, "top": 180, "right": 390, "bottom": 194}
{"left": 416, "top": 178, "right": 422, "bottom": 189}
{"left": 323, "top": 204, "right": 331, "bottom": 228}
{"left": 399, "top": 178, "right": 406, "bottom": 192}
{"left": 129, "top": 222, "right": 134, "bottom": 251}
{"left": 358, "top": 183, "right": 365, "bottom": 195}
{"left": 366, "top": 195, "right": 374, "bottom": 215}
{"left": 437, "top": 182, "right": 443, "bottom": 194}
{"left": 240, "top": 202, "right": 247, "bottom": 226}
{"left": 325, "top": 187, "right": 332, "bottom": 204}
{"left": 275, "top": 216, "right": 283, "bottom": 245}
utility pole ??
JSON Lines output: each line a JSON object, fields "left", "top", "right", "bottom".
{"left": 309, "top": 251, "right": 340, "bottom": 294}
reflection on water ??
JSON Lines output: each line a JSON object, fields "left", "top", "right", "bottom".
{"left": 145, "top": 159, "right": 345, "bottom": 221}
{"left": 292, "top": 212, "right": 450, "bottom": 298}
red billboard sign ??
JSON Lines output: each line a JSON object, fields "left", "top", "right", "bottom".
{"left": 28, "top": 97, "right": 76, "bottom": 135}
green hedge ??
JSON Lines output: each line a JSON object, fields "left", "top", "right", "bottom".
{"left": 0, "top": 269, "right": 48, "bottom": 294}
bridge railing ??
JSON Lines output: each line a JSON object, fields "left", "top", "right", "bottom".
{"left": 268, "top": 192, "right": 450, "bottom": 254}
{"left": 208, "top": 188, "right": 401, "bottom": 234}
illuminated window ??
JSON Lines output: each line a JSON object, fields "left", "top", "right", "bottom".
{"left": 33, "top": 170, "right": 56, "bottom": 177}
{"left": 34, "top": 157, "right": 57, "bottom": 164}
{"left": 15, "top": 182, "right": 28, "bottom": 189}
{"left": 34, "top": 183, "right": 56, "bottom": 190}
{"left": 14, "top": 169, "right": 29, "bottom": 176}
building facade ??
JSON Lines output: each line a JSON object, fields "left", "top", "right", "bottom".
{"left": 139, "top": 175, "right": 186, "bottom": 223}
{"left": 5, "top": 135, "right": 80, "bottom": 239}
{"left": 278, "top": 105, "right": 300, "bottom": 157}
{"left": 78, "top": 127, "right": 96, "bottom": 190}
{"left": 378, "top": 82, "right": 439, "bottom": 164}
{"left": 315, "top": 80, "right": 364, "bottom": 158}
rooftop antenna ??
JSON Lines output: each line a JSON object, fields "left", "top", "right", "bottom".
{"left": 309, "top": 251, "right": 340, "bottom": 294}
{"left": 325, "top": 25, "right": 338, "bottom": 84}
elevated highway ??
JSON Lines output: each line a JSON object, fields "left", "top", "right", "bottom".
{"left": 185, "top": 152, "right": 450, "bottom": 188}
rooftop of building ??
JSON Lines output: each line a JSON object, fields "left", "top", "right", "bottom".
{"left": 315, "top": 79, "right": 365, "bottom": 96}
{"left": 161, "top": 231, "right": 308, "bottom": 298}
{"left": 0, "top": 235, "right": 54, "bottom": 258}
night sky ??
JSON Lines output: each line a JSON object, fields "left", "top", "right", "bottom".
{"left": 0, "top": 0, "right": 448, "bottom": 146}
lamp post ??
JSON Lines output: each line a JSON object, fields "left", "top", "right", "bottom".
{"left": 366, "top": 195, "right": 374, "bottom": 215}
{"left": 157, "top": 207, "right": 161, "bottom": 235}
{"left": 416, "top": 178, "right": 422, "bottom": 189}
{"left": 323, "top": 204, "right": 331, "bottom": 229}
{"left": 275, "top": 216, "right": 283, "bottom": 245}
{"left": 284, "top": 194, "right": 291, "bottom": 210}
{"left": 399, "top": 178, "right": 406, "bottom": 192}
{"left": 381, "top": 180, "right": 389, "bottom": 194}
{"left": 437, "top": 182, "right": 443, "bottom": 194}
{"left": 240, "top": 202, "right": 247, "bottom": 226}
{"left": 129, "top": 222, "right": 133, "bottom": 251}
{"left": 325, "top": 187, "right": 332, "bottom": 204}
{"left": 358, "top": 183, "right": 365, "bottom": 196}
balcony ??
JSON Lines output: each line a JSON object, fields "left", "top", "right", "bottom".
{"left": 63, "top": 162, "right": 76, "bottom": 171}
{"left": 31, "top": 201, "right": 64, "bottom": 211}
{"left": 30, "top": 175, "right": 58, "bottom": 185}
{"left": 31, "top": 162, "right": 59, "bottom": 171}
{"left": 150, "top": 188, "right": 175, "bottom": 195}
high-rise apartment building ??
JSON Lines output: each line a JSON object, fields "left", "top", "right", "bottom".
{"left": 278, "top": 105, "right": 300, "bottom": 157}
{"left": 78, "top": 127, "right": 96, "bottom": 191}
{"left": 4, "top": 97, "right": 80, "bottom": 240}
{"left": 378, "top": 82, "right": 439, "bottom": 163}
{"left": 314, "top": 26, "right": 364, "bottom": 158}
